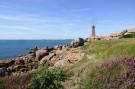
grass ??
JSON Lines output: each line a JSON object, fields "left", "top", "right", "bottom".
{"left": 27, "top": 66, "right": 70, "bottom": 89}
{"left": 73, "top": 38, "right": 135, "bottom": 70}
{"left": 0, "top": 66, "right": 70, "bottom": 89}
{"left": 81, "top": 57, "right": 135, "bottom": 89}
{"left": 0, "top": 73, "right": 33, "bottom": 89}
{"left": 66, "top": 38, "right": 135, "bottom": 89}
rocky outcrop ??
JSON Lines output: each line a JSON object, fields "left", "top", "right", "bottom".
{"left": 0, "top": 38, "right": 86, "bottom": 76}
{"left": 108, "top": 28, "right": 135, "bottom": 39}
{"left": 54, "top": 59, "right": 69, "bottom": 67}
{"left": 54, "top": 45, "right": 62, "bottom": 50}
{"left": 36, "top": 49, "right": 49, "bottom": 61}
{"left": 0, "top": 60, "right": 15, "bottom": 68}
{"left": 0, "top": 67, "right": 9, "bottom": 76}
{"left": 40, "top": 53, "right": 56, "bottom": 65}
{"left": 71, "top": 38, "right": 84, "bottom": 47}
{"left": 53, "top": 47, "right": 85, "bottom": 67}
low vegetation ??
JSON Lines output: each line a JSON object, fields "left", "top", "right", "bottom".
{"left": 66, "top": 38, "right": 135, "bottom": 89}
{"left": 86, "top": 39, "right": 135, "bottom": 60}
{"left": 0, "top": 73, "right": 33, "bottom": 89}
{"left": 27, "top": 66, "right": 70, "bottom": 89}
{"left": 0, "top": 66, "right": 69, "bottom": 89}
{"left": 81, "top": 57, "right": 135, "bottom": 89}
{"left": 120, "top": 33, "right": 135, "bottom": 38}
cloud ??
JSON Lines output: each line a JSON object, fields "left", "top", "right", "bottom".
{"left": 0, "top": 12, "right": 86, "bottom": 25}
{"left": 61, "top": 8, "right": 91, "bottom": 12}
{"left": 0, "top": 12, "right": 85, "bottom": 39}
{"left": 16, "top": 0, "right": 47, "bottom": 2}
{"left": 61, "top": 8, "right": 91, "bottom": 13}
{"left": 0, "top": 12, "right": 83, "bottom": 27}
{"left": 0, "top": 14, "right": 21, "bottom": 21}
{"left": 0, "top": 0, "right": 90, "bottom": 39}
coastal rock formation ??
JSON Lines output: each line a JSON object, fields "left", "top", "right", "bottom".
{"left": 71, "top": 38, "right": 84, "bottom": 47}
{"left": 0, "top": 60, "right": 15, "bottom": 68}
{"left": 40, "top": 53, "right": 56, "bottom": 65}
{"left": 54, "top": 45, "right": 63, "bottom": 50}
{"left": 0, "top": 67, "right": 9, "bottom": 76}
{"left": 108, "top": 28, "right": 135, "bottom": 39}
{"left": 36, "top": 49, "right": 49, "bottom": 61}
{"left": 0, "top": 37, "right": 86, "bottom": 76}
{"left": 2, "top": 28, "right": 135, "bottom": 76}
{"left": 15, "top": 57, "right": 25, "bottom": 65}
{"left": 53, "top": 47, "right": 85, "bottom": 67}
{"left": 54, "top": 59, "right": 69, "bottom": 67}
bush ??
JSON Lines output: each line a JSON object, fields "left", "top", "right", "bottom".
{"left": 27, "top": 66, "right": 70, "bottom": 89}
{"left": 81, "top": 57, "right": 135, "bottom": 89}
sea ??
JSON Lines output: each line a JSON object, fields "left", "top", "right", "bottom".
{"left": 0, "top": 40, "right": 72, "bottom": 60}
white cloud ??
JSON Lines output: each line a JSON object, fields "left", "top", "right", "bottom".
{"left": 0, "top": 1, "right": 89, "bottom": 39}
{"left": 61, "top": 7, "right": 91, "bottom": 13}
{"left": 0, "top": 14, "right": 21, "bottom": 21}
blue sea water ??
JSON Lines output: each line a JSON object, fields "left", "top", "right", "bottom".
{"left": 0, "top": 40, "right": 72, "bottom": 60}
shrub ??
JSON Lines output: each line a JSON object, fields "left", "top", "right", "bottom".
{"left": 27, "top": 66, "right": 70, "bottom": 89}
{"left": 81, "top": 57, "right": 135, "bottom": 89}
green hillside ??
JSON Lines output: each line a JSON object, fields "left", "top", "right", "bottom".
{"left": 67, "top": 38, "right": 135, "bottom": 89}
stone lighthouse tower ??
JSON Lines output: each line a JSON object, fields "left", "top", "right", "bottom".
{"left": 92, "top": 24, "right": 96, "bottom": 37}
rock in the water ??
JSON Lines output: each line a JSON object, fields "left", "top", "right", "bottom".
{"left": 36, "top": 49, "right": 49, "bottom": 61}
{"left": 28, "top": 46, "right": 38, "bottom": 54}
{"left": 40, "top": 53, "right": 56, "bottom": 65}
{"left": 71, "top": 38, "right": 84, "bottom": 47}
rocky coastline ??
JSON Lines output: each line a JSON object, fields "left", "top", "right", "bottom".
{"left": 0, "top": 38, "right": 86, "bottom": 76}
{"left": 1, "top": 28, "right": 134, "bottom": 77}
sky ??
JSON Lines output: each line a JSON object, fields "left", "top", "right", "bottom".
{"left": 0, "top": 0, "right": 135, "bottom": 39}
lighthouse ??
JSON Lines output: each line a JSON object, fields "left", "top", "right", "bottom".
{"left": 89, "top": 25, "right": 101, "bottom": 41}
{"left": 92, "top": 25, "right": 96, "bottom": 37}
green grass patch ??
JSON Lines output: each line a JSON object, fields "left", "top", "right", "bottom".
{"left": 85, "top": 39, "right": 135, "bottom": 60}
{"left": 27, "top": 66, "right": 70, "bottom": 89}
